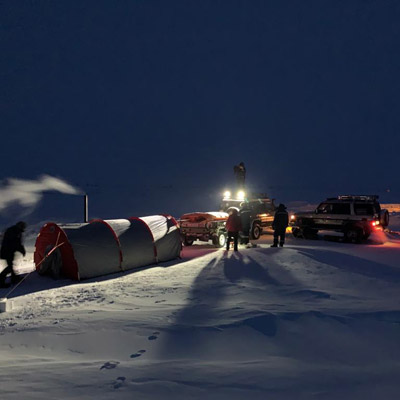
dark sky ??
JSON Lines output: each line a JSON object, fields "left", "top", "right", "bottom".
{"left": 1, "top": 0, "right": 399, "bottom": 220}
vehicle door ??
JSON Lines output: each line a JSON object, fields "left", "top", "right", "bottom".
{"left": 254, "top": 202, "right": 274, "bottom": 227}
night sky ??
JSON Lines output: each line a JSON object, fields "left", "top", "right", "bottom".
{"left": 1, "top": 0, "right": 399, "bottom": 221}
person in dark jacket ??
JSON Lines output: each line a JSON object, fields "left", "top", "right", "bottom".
{"left": 226, "top": 208, "right": 242, "bottom": 251}
{"left": 271, "top": 204, "right": 289, "bottom": 247}
{"left": 0, "top": 221, "right": 26, "bottom": 288}
{"left": 233, "top": 162, "right": 246, "bottom": 189}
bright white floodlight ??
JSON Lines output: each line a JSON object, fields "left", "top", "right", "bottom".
{"left": 224, "top": 191, "right": 231, "bottom": 199}
{"left": 237, "top": 191, "right": 245, "bottom": 200}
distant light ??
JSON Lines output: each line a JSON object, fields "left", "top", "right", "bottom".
{"left": 290, "top": 215, "right": 296, "bottom": 220}
{"left": 237, "top": 191, "right": 245, "bottom": 200}
{"left": 224, "top": 191, "right": 231, "bottom": 199}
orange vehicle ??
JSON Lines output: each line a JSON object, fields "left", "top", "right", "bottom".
{"left": 179, "top": 212, "right": 228, "bottom": 247}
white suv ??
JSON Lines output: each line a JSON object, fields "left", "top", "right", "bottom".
{"left": 290, "top": 195, "right": 389, "bottom": 243}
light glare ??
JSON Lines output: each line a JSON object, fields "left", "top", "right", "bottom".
{"left": 237, "top": 191, "right": 245, "bottom": 200}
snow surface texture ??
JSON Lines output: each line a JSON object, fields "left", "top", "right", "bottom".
{"left": 1, "top": 217, "right": 400, "bottom": 399}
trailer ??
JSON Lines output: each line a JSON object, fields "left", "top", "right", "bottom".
{"left": 179, "top": 212, "right": 228, "bottom": 247}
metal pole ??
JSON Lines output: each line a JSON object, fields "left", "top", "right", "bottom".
{"left": 84, "top": 194, "right": 89, "bottom": 222}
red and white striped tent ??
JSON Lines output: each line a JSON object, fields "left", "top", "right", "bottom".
{"left": 34, "top": 215, "right": 181, "bottom": 280}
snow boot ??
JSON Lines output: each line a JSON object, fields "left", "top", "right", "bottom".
{"left": 270, "top": 244, "right": 278, "bottom": 247}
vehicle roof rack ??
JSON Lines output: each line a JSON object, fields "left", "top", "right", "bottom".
{"left": 336, "top": 195, "right": 379, "bottom": 201}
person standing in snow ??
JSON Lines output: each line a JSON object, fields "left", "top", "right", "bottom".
{"left": 271, "top": 204, "right": 289, "bottom": 247}
{"left": 233, "top": 162, "right": 246, "bottom": 189}
{"left": 226, "top": 208, "right": 242, "bottom": 251}
{"left": 0, "top": 221, "right": 26, "bottom": 288}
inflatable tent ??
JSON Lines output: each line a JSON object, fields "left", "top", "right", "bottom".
{"left": 34, "top": 215, "right": 181, "bottom": 280}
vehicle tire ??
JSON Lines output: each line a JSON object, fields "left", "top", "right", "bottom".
{"left": 212, "top": 232, "right": 227, "bottom": 248}
{"left": 344, "top": 227, "right": 362, "bottom": 243}
{"left": 183, "top": 237, "right": 194, "bottom": 246}
{"left": 250, "top": 223, "right": 261, "bottom": 240}
{"left": 380, "top": 210, "right": 389, "bottom": 228}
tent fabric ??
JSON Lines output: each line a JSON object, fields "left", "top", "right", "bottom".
{"left": 63, "top": 221, "right": 122, "bottom": 280}
{"left": 34, "top": 215, "right": 181, "bottom": 280}
{"left": 140, "top": 216, "right": 168, "bottom": 242}
{"left": 34, "top": 222, "right": 80, "bottom": 280}
{"left": 107, "top": 218, "right": 157, "bottom": 270}
{"left": 38, "top": 247, "right": 62, "bottom": 279}
{"left": 152, "top": 215, "right": 181, "bottom": 262}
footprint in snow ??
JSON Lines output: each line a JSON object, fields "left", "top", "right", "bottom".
{"left": 100, "top": 361, "right": 120, "bottom": 370}
{"left": 130, "top": 350, "right": 146, "bottom": 358}
{"left": 148, "top": 331, "right": 160, "bottom": 341}
{"left": 113, "top": 376, "right": 126, "bottom": 389}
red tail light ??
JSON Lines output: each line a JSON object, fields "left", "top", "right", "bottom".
{"left": 371, "top": 220, "right": 382, "bottom": 230}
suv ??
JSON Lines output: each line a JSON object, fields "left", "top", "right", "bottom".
{"left": 220, "top": 192, "right": 276, "bottom": 241}
{"left": 290, "top": 195, "right": 389, "bottom": 243}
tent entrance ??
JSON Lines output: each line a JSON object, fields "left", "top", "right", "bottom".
{"left": 38, "top": 247, "right": 63, "bottom": 279}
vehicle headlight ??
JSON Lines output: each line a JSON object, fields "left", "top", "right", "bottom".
{"left": 237, "top": 191, "right": 245, "bottom": 200}
{"left": 224, "top": 190, "right": 231, "bottom": 199}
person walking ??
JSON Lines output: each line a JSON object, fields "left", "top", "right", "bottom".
{"left": 0, "top": 221, "right": 26, "bottom": 288}
{"left": 226, "top": 208, "right": 242, "bottom": 251}
{"left": 271, "top": 204, "right": 289, "bottom": 247}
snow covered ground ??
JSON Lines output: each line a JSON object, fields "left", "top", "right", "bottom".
{"left": 1, "top": 217, "right": 400, "bottom": 399}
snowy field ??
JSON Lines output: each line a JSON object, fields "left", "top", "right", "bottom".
{"left": 1, "top": 216, "right": 400, "bottom": 399}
